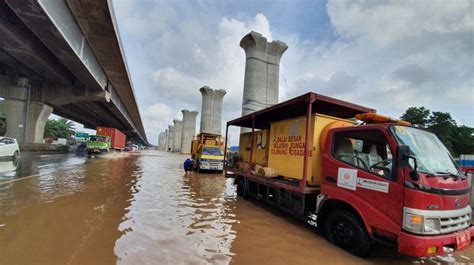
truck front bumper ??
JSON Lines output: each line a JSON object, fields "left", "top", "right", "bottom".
{"left": 398, "top": 225, "right": 474, "bottom": 257}
{"left": 199, "top": 162, "right": 223, "bottom": 171}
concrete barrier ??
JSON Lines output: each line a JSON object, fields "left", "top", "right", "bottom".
{"left": 20, "top": 143, "right": 68, "bottom": 152}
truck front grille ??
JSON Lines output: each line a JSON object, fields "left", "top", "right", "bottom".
{"left": 440, "top": 213, "right": 471, "bottom": 234}
{"left": 209, "top": 161, "right": 221, "bottom": 167}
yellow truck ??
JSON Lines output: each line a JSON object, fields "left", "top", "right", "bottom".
{"left": 191, "top": 133, "right": 225, "bottom": 172}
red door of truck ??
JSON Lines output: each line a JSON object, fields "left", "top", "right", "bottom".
{"left": 321, "top": 126, "right": 404, "bottom": 240}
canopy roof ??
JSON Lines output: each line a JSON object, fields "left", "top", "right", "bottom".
{"left": 227, "top": 92, "right": 376, "bottom": 129}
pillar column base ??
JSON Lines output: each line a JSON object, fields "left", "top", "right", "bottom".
{"left": 0, "top": 99, "right": 53, "bottom": 143}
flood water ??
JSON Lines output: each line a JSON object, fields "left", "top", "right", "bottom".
{"left": 1, "top": 151, "right": 473, "bottom": 264}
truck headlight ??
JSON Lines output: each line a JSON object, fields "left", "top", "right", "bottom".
{"left": 403, "top": 213, "right": 423, "bottom": 233}
{"left": 424, "top": 218, "right": 440, "bottom": 233}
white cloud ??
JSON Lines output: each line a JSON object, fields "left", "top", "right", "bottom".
{"left": 279, "top": 0, "right": 474, "bottom": 126}
{"left": 141, "top": 103, "right": 178, "bottom": 142}
{"left": 151, "top": 67, "right": 202, "bottom": 102}
{"left": 327, "top": 0, "right": 473, "bottom": 47}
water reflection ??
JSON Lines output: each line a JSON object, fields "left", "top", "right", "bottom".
{"left": 0, "top": 153, "right": 141, "bottom": 265}
{"left": 0, "top": 158, "right": 19, "bottom": 177}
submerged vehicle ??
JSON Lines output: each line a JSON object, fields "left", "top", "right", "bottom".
{"left": 86, "top": 135, "right": 110, "bottom": 155}
{"left": 96, "top": 127, "right": 126, "bottom": 151}
{"left": 225, "top": 92, "right": 473, "bottom": 257}
{"left": 191, "top": 133, "right": 224, "bottom": 172}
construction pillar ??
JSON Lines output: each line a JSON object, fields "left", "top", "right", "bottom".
{"left": 173, "top": 119, "right": 182, "bottom": 152}
{"left": 180, "top": 110, "right": 198, "bottom": 154}
{"left": 240, "top": 31, "right": 287, "bottom": 132}
{"left": 199, "top": 86, "right": 226, "bottom": 135}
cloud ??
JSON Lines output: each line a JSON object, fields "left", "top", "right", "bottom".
{"left": 327, "top": 0, "right": 473, "bottom": 47}
{"left": 141, "top": 103, "right": 177, "bottom": 139}
{"left": 151, "top": 67, "right": 202, "bottom": 103}
{"left": 279, "top": 0, "right": 474, "bottom": 125}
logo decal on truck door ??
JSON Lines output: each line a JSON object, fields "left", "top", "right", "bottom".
{"left": 356, "top": 178, "right": 389, "bottom": 193}
{"left": 337, "top": 168, "right": 357, "bottom": 190}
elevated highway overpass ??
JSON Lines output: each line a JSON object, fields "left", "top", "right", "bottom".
{"left": 0, "top": 0, "right": 148, "bottom": 144}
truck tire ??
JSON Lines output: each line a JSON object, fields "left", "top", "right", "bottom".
{"left": 236, "top": 180, "right": 244, "bottom": 196}
{"left": 237, "top": 179, "right": 251, "bottom": 200}
{"left": 12, "top": 150, "right": 19, "bottom": 159}
{"left": 324, "top": 210, "right": 371, "bottom": 257}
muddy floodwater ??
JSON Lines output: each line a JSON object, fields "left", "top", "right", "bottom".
{"left": 1, "top": 151, "right": 473, "bottom": 264}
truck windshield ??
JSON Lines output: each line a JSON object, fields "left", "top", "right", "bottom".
{"left": 390, "top": 126, "right": 458, "bottom": 175}
{"left": 202, "top": 147, "right": 223, "bottom": 156}
{"left": 90, "top": 136, "right": 108, "bottom": 142}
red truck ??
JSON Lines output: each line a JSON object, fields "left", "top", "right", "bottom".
{"left": 96, "top": 126, "right": 126, "bottom": 151}
{"left": 224, "top": 92, "right": 473, "bottom": 257}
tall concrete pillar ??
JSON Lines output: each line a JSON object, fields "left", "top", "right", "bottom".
{"left": 180, "top": 110, "right": 198, "bottom": 154}
{"left": 164, "top": 129, "right": 169, "bottom": 151}
{"left": 173, "top": 119, "right": 182, "bottom": 152}
{"left": 199, "top": 86, "right": 226, "bottom": 135}
{"left": 240, "top": 31, "right": 288, "bottom": 118}
{"left": 167, "top": 125, "right": 174, "bottom": 152}
{"left": 158, "top": 132, "right": 166, "bottom": 151}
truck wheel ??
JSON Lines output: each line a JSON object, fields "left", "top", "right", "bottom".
{"left": 237, "top": 180, "right": 251, "bottom": 200}
{"left": 324, "top": 210, "right": 371, "bottom": 257}
{"left": 12, "top": 150, "right": 19, "bottom": 159}
{"left": 236, "top": 180, "right": 244, "bottom": 196}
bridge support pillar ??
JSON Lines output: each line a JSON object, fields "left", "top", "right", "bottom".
{"left": 1, "top": 99, "right": 53, "bottom": 144}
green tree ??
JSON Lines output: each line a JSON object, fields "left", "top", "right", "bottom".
{"left": 400, "top": 107, "right": 430, "bottom": 127}
{"left": 427, "top": 112, "right": 457, "bottom": 154}
{"left": 401, "top": 107, "right": 474, "bottom": 157}
{"left": 43, "top": 118, "right": 75, "bottom": 139}
{"left": 452, "top": 125, "right": 474, "bottom": 157}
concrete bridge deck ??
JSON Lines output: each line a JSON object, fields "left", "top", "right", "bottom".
{"left": 0, "top": 0, "right": 148, "bottom": 144}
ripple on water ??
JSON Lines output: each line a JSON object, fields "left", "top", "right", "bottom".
{"left": 114, "top": 153, "right": 237, "bottom": 264}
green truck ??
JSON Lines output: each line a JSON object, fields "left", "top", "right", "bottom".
{"left": 86, "top": 135, "right": 111, "bottom": 155}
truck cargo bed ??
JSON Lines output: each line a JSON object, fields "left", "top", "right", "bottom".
{"left": 228, "top": 168, "right": 320, "bottom": 216}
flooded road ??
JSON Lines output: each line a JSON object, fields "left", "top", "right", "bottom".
{"left": 1, "top": 151, "right": 473, "bottom": 264}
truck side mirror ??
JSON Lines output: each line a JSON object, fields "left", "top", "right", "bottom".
{"left": 396, "top": 145, "right": 410, "bottom": 168}
{"left": 408, "top": 156, "right": 420, "bottom": 181}
{"left": 397, "top": 145, "right": 420, "bottom": 181}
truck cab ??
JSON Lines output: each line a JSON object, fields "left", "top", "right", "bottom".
{"left": 320, "top": 120, "right": 472, "bottom": 257}
{"left": 191, "top": 133, "right": 224, "bottom": 172}
{"left": 86, "top": 135, "right": 111, "bottom": 155}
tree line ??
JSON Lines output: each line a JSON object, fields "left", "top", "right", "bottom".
{"left": 401, "top": 107, "right": 474, "bottom": 157}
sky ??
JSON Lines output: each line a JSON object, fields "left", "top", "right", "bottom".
{"left": 111, "top": 0, "right": 474, "bottom": 145}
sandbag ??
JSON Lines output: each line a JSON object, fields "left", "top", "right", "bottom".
{"left": 236, "top": 162, "right": 250, "bottom": 172}
{"left": 258, "top": 167, "right": 278, "bottom": 178}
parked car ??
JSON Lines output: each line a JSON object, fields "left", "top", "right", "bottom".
{"left": 0, "top": 137, "right": 20, "bottom": 159}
